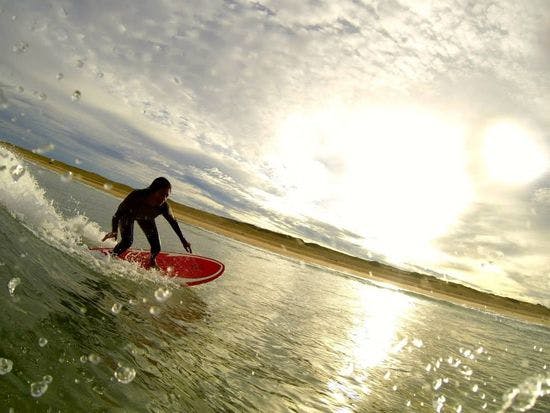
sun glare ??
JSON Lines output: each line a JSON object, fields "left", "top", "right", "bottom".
{"left": 266, "top": 105, "right": 473, "bottom": 264}
{"left": 326, "top": 285, "right": 414, "bottom": 405}
{"left": 482, "top": 120, "right": 548, "bottom": 185}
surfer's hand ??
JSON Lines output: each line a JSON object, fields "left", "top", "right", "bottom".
{"left": 183, "top": 239, "right": 192, "bottom": 254}
{"left": 102, "top": 232, "right": 117, "bottom": 242}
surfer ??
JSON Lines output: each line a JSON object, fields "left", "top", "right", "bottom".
{"left": 102, "top": 177, "right": 192, "bottom": 268}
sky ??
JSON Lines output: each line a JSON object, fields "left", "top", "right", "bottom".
{"left": 0, "top": 0, "right": 549, "bottom": 304}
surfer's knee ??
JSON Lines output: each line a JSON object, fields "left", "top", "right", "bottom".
{"left": 113, "top": 237, "right": 133, "bottom": 255}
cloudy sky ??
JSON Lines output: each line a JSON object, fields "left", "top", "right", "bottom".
{"left": 0, "top": 0, "right": 549, "bottom": 304}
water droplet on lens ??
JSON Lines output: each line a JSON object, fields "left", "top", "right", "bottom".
{"left": 149, "top": 306, "right": 161, "bottom": 316}
{"left": 71, "top": 90, "right": 81, "bottom": 101}
{"left": 37, "top": 92, "right": 47, "bottom": 101}
{"left": 12, "top": 41, "right": 29, "bottom": 54}
{"left": 43, "top": 375, "right": 53, "bottom": 384}
{"left": 8, "top": 277, "right": 21, "bottom": 295}
{"left": 56, "top": 72, "right": 64, "bottom": 80}
{"left": 114, "top": 365, "right": 136, "bottom": 383}
{"left": 88, "top": 353, "right": 101, "bottom": 364}
{"left": 111, "top": 303, "right": 122, "bottom": 314}
{"left": 53, "top": 27, "right": 68, "bottom": 41}
{"left": 76, "top": 59, "right": 84, "bottom": 68}
{"left": 17, "top": 86, "right": 24, "bottom": 93}
{"left": 154, "top": 287, "right": 172, "bottom": 302}
{"left": 38, "top": 337, "right": 48, "bottom": 347}
{"left": 9, "top": 164, "right": 25, "bottom": 181}
{"left": 80, "top": 355, "right": 87, "bottom": 363}
{"left": 30, "top": 380, "right": 48, "bottom": 397}
{"left": 0, "top": 358, "right": 13, "bottom": 374}
{"left": 60, "top": 171, "right": 73, "bottom": 182}
{"left": 103, "top": 183, "right": 113, "bottom": 190}
{"left": 96, "top": 72, "right": 104, "bottom": 79}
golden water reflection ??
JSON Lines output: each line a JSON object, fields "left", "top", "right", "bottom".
{"left": 326, "top": 284, "right": 415, "bottom": 408}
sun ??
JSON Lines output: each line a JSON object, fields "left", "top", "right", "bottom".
{"left": 482, "top": 120, "right": 548, "bottom": 185}
{"left": 265, "top": 104, "right": 474, "bottom": 264}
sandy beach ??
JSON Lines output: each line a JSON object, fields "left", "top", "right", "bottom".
{"left": 2, "top": 140, "right": 550, "bottom": 327}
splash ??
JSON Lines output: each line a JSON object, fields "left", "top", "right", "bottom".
{"left": 498, "top": 374, "right": 550, "bottom": 412}
{"left": 0, "top": 146, "right": 174, "bottom": 286}
{"left": 0, "top": 146, "right": 102, "bottom": 249}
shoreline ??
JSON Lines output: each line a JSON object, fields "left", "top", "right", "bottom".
{"left": 2, "top": 140, "right": 549, "bottom": 327}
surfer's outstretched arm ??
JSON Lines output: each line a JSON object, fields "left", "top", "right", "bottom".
{"left": 162, "top": 204, "right": 192, "bottom": 253}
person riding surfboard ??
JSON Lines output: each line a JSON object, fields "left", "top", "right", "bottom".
{"left": 102, "top": 177, "right": 192, "bottom": 268}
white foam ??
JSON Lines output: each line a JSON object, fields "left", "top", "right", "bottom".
{"left": 0, "top": 146, "right": 173, "bottom": 286}
{"left": 498, "top": 374, "right": 550, "bottom": 412}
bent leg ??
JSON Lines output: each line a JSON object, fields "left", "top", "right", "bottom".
{"left": 112, "top": 218, "right": 134, "bottom": 256}
{"left": 137, "top": 219, "right": 161, "bottom": 263}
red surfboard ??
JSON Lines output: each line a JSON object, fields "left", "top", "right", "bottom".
{"left": 90, "top": 247, "right": 225, "bottom": 286}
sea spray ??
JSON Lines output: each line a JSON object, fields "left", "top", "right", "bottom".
{"left": 0, "top": 147, "right": 177, "bottom": 286}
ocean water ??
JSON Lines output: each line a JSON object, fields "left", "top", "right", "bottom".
{"left": 0, "top": 148, "right": 549, "bottom": 412}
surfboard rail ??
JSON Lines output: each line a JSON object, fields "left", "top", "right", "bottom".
{"left": 90, "top": 247, "right": 225, "bottom": 286}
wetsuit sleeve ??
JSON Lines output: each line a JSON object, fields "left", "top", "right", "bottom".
{"left": 111, "top": 191, "right": 136, "bottom": 233}
{"left": 161, "top": 203, "right": 187, "bottom": 244}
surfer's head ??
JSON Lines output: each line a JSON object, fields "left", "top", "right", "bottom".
{"left": 148, "top": 177, "right": 171, "bottom": 206}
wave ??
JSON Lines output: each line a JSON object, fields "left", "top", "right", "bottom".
{"left": 0, "top": 146, "right": 173, "bottom": 285}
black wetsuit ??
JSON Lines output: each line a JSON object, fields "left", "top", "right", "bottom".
{"left": 111, "top": 188, "right": 187, "bottom": 261}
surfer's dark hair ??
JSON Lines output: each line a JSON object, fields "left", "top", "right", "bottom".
{"left": 149, "top": 177, "right": 171, "bottom": 192}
